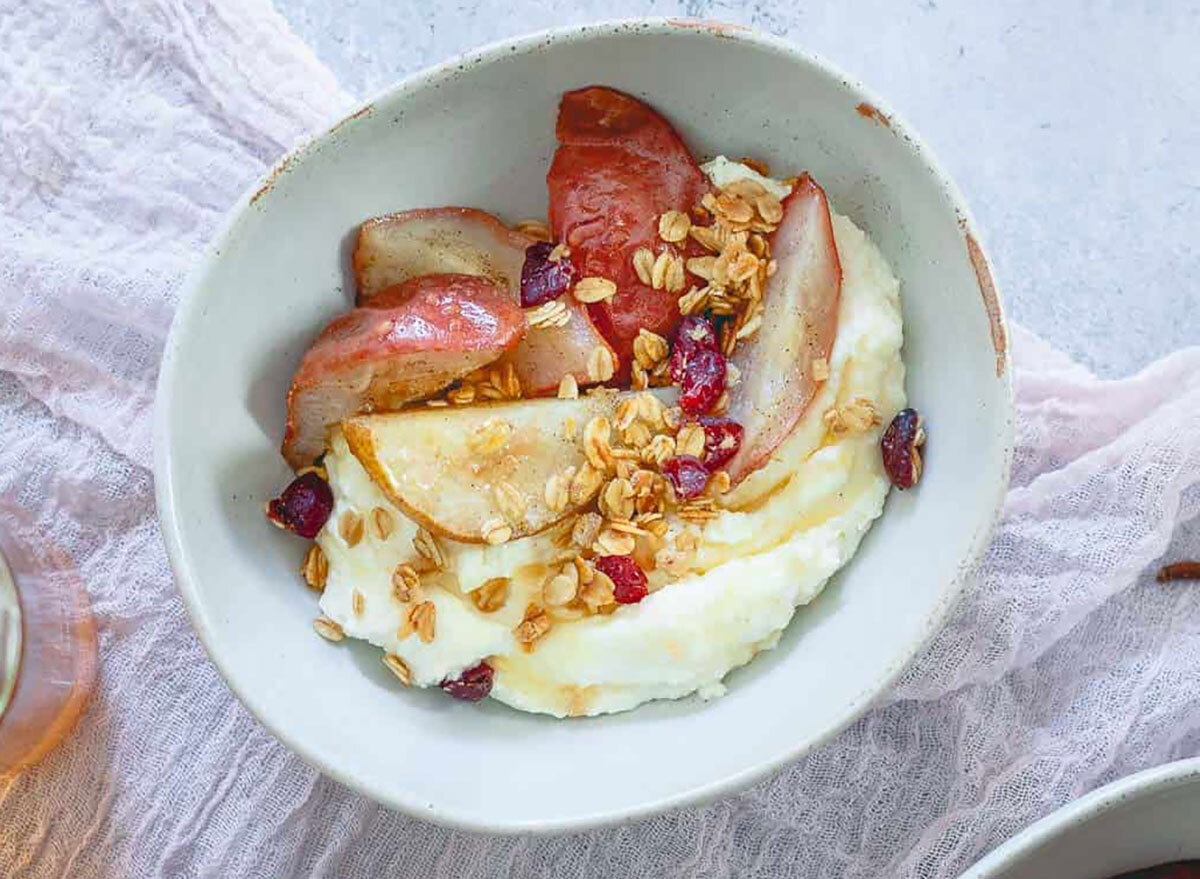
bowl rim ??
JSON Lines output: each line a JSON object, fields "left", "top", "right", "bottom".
{"left": 957, "top": 757, "right": 1200, "bottom": 879}
{"left": 154, "top": 17, "right": 1016, "bottom": 833}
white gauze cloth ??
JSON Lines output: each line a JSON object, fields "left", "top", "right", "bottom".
{"left": 1, "top": 3, "right": 1199, "bottom": 877}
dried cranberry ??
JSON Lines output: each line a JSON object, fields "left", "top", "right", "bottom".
{"left": 440, "top": 661, "right": 494, "bottom": 702}
{"left": 662, "top": 454, "right": 711, "bottom": 499}
{"left": 520, "top": 241, "right": 577, "bottom": 307}
{"left": 594, "top": 555, "right": 648, "bottom": 604}
{"left": 880, "top": 408, "right": 926, "bottom": 490}
{"left": 669, "top": 315, "right": 718, "bottom": 382}
{"left": 678, "top": 347, "right": 726, "bottom": 414}
{"left": 266, "top": 472, "right": 333, "bottom": 538}
{"left": 696, "top": 416, "right": 744, "bottom": 471}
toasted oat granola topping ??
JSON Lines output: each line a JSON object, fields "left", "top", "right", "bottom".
{"left": 714, "top": 191, "right": 754, "bottom": 224}
{"left": 675, "top": 423, "right": 706, "bottom": 459}
{"left": 338, "top": 510, "right": 364, "bottom": 547}
{"left": 587, "top": 345, "right": 616, "bottom": 383}
{"left": 658, "top": 210, "right": 691, "bottom": 243}
{"left": 481, "top": 517, "right": 513, "bottom": 546}
{"left": 513, "top": 219, "right": 552, "bottom": 241}
{"left": 569, "top": 463, "right": 604, "bottom": 506}
{"left": 632, "top": 329, "right": 669, "bottom": 370}
{"left": 401, "top": 601, "right": 436, "bottom": 643}
{"left": 642, "top": 433, "right": 676, "bottom": 468}
{"left": 446, "top": 385, "right": 477, "bottom": 406}
{"left": 557, "top": 373, "right": 580, "bottom": 399}
{"left": 469, "top": 418, "right": 513, "bottom": 456}
{"left": 392, "top": 564, "right": 421, "bottom": 603}
{"left": 313, "top": 615, "right": 344, "bottom": 642}
{"left": 320, "top": 171, "right": 795, "bottom": 647}
{"left": 678, "top": 285, "right": 711, "bottom": 316}
{"left": 579, "top": 569, "right": 615, "bottom": 609}
{"left": 572, "top": 555, "right": 594, "bottom": 584}
{"left": 677, "top": 176, "right": 785, "bottom": 358}
{"left": 413, "top": 527, "right": 444, "bottom": 569}
{"left": 514, "top": 604, "right": 552, "bottom": 645}
{"left": 582, "top": 416, "right": 614, "bottom": 470}
{"left": 573, "top": 276, "right": 617, "bottom": 304}
{"left": 369, "top": 506, "right": 395, "bottom": 541}
{"left": 542, "top": 566, "right": 579, "bottom": 607}
{"left": 689, "top": 223, "right": 724, "bottom": 253}
{"left": 632, "top": 247, "right": 656, "bottom": 285}
{"left": 824, "top": 397, "right": 882, "bottom": 436}
{"left": 471, "top": 576, "right": 510, "bottom": 613}
{"left": 599, "top": 476, "right": 636, "bottom": 521}
{"left": 572, "top": 512, "right": 603, "bottom": 548}
{"left": 649, "top": 249, "right": 686, "bottom": 292}
{"left": 630, "top": 360, "right": 650, "bottom": 391}
{"left": 526, "top": 298, "right": 571, "bottom": 329}
{"left": 614, "top": 396, "right": 639, "bottom": 431}
{"left": 445, "top": 362, "right": 524, "bottom": 405}
{"left": 301, "top": 544, "right": 328, "bottom": 591}
{"left": 382, "top": 653, "right": 412, "bottom": 686}
{"left": 594, "top": 526, "right": 636, "bottom": 556}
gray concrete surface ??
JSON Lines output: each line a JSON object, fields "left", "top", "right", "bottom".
{"left": 276, "top": 0, "right": 1200, "bottom": 378}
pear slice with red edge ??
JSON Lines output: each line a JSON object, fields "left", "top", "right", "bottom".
{"left": 724, "top": 174, "right": 842, "bottom": 484}
{"left": 547, "top": 86, "right": 711, "bottom": 371}
{"left": 354, "top": 207, "right": 614, "bottom": 395}
{"left": 282, "top": 273, "right": 524, "bottom": 468}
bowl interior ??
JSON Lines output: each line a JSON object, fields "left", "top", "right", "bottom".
{"left": 157, "top": 21, "right": 1013, "bottom": 831}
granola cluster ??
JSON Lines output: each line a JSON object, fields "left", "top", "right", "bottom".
{"left": 497, "top": 388, "right": 714, "bottom": 648}
{"left": 683, "top": 177, "right": 785, "bottom": 354}
{"left": 427, "top": 361, "right": 525, "bottom": 408}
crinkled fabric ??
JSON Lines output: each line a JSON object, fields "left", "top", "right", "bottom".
{"left": 1, "top": 3, "right": 1198, "bottom": 877}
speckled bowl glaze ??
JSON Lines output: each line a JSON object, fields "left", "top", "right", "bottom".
{"left": 958, "top": 759, "right": 1200, "bottom": 879}
{"left": 155, "top": 19, "right": 1014, "bottom": 832}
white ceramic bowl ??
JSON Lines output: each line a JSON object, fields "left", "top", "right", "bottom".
{"left": 959, "top": 758, "right": 1200, "bottom": 879}
{"left": 155, "top": 19, "right": 1014, "bottom": 832}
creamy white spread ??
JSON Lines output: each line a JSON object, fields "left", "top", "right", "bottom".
{"left": 317, "top": 159, "right": 906, "bottom": 717}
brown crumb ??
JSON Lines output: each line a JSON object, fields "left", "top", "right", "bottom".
{"left": 1157, "top": 561, "right": 1200, "bottom": 583}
